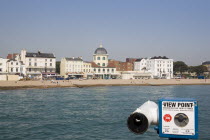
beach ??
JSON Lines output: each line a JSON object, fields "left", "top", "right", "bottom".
{"left": 0, "top": 79, "right": 210, "bottom": 90}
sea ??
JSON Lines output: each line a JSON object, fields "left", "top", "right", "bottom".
{"left": 0, "top": 85, "right": 210, "bottom": 140}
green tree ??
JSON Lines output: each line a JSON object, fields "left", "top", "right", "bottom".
{"left": 173, "top": 61, "right": 188, "bottom": 74}
{"left": 188, "top": 65, "right": 208, "bottom": 76}
{"left": 56, "top": 61, "right": 60, "bottom": 74}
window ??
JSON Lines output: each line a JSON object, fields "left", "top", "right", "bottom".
{"left": 50, "top": 63, "right": 52, "bottom": 66}
{"left": 0, "top": 68, "right": 2, "bottom": 72}
{"left": 107, "top": 69, "right": 109, "bottom": 72}
{"left": 112, "top": 69, "right": 114, "bottom": 72}
{"left": 103, "top": 69, "right": 105, "bottom": 72}
{"left": 94, "top": 69, "right": 96, "bottom": 72}
{"left": 29, "top": 59, "right": 31, "bottom": 61}
{"left": 97, "top": 63, "right": 100, "bottom": 66}
{"left": 29, "top": 62, "right": 31, "bottom": 66}
{"left": 11, "top": 62, "right": 13, "bottom": 65}
{"left": 16, "top": 62, "right": 18, "bottom": 65}
{"left": 0, "top": 63, "right": 2, "bottom": 66}
{"left": 11, "top": 68, "right": 13, "bottom": 72}
{"left": 98, "top": 69, "right": 101, "bottom": 72}
{"left": 29, "top": 68, "right": 31, "bottom": 72}
{"left": 97, "top": 57, "right": 100, "bottom": 60}
{"left": 34, "top": 63, "right": 37, "bottom": 66}
{"left": 103, "top": 57, "right": 105, "bottom": 60}
{"left": 45, "top": 59, "right": 47, "bottom": 61}
{"left": 16, "top": 68, "right": 18, "bottom": 72}
{"left": 50, "top": 59, "right": 52, "bottom": 62}
{"left": 102, "top": 63, "right": 105, "bottom": 66}
{"left": 45, "top": 63, "right": 47, "bottom": 66}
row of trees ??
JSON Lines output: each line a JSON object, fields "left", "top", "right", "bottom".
{"left": 173, "top": 61, "right": 208, "bottom": 76}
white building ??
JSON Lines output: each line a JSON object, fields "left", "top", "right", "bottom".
{"left": 20, "top": 49, "right": 56, "bottom": 78}
{"left": 83, "top": 61, "right": 92, "bottom": 73}
{"left": 83, "top": 61, "right": 93, "bottom": 78}
{"left": 92, "top": 44, "right": 118, "bottom": 79}
{"left": 60, "top": 57, "right": 84, "bottom": 78}
{"left": 134, "top": 56, "right": 173, "bottom": 79}
{"left": 7, "top": 59, "right": 26, "bottom": 76}
{"left": 0, "top": 57, "right": 8, "bottom": 74}
{"left": 134, "top": 58, "right": 147, "bottom": 71}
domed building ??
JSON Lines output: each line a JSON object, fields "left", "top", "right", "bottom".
{"left": 91, "top": 44, "right": 118, "bottom": 79}
{"left": 93, "top": 44, "right": 109, "bottom": 67}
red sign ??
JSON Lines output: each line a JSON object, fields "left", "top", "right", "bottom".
{"left": 163, "top": 114, "right": 172, "bottom": 122}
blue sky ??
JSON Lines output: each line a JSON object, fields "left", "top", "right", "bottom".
{"left": 0, "top": 0, "right": 209, "bottom": 65}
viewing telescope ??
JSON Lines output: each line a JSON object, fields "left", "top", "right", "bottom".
{"left": 127, "top": 101, "right": 158, "bottom": 134}
{"left": 127, "top": 98, "right": 198, "bottom": 140}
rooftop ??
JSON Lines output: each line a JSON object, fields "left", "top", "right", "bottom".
{"left": 65, "top": 57, "right": 83, "bottom": 61}
{"left": 26, "top": 51, "right": 55, "bottom": 58}
{"left": 151, "top": 56, "right": 169, "bottom": 59}
{"left": 94, "top": 44, "right": 108, "bottom": 55}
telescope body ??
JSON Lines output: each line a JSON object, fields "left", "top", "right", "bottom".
{"left": 127, "top": 101, "right": 158, "bottom": 134}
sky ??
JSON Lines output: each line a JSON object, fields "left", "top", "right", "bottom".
{"left": 0, "top": 0, "right": 209, "bottom": 66}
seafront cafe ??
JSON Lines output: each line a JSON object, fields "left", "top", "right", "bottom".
{"left": 67, "top": 72, "right": 84, "bottom": 79}
{"left": 93, "top": 73, "right": 120, "bottom": 79}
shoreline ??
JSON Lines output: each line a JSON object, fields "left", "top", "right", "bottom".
{"left": 0, "top": 79, "right": 210, "bottom": 90}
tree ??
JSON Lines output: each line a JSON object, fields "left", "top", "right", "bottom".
{"left": 188, "top": 65, "right": 208, "bottom": 76}
{"left": 173, "top": 61, "right": 188, "bottom": 74}
{"left": 56, "top": 61, "right": 60, "bottom": 74}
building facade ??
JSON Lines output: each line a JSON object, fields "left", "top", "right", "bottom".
{"left": 60, "top": 57, "right": 84, "bottom": 78}
{"left": 134, "top": 56, "right": 173, "bottom": 79}
{"left": 92, "top": 45, "right": 118, "bottom": 79}
{"left": 0, "top": 57, "right": 8, "bottom": 74}
{"left": 20, "top": 49, "right": 56, "bottom": 78}
{"left": 7, "top": 59, "right": 26, "bottom": 76}
{"left": 109, "top": 59, "right": 133, "bottom": 71}
{"left": 93, "top": 44, "right": 109, "bottom": 67}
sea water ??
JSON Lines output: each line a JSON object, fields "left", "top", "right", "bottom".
{"left": 0, "top": 85, "right": 210, "bottom": 140}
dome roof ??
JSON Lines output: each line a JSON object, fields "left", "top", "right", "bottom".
{"left": 94, "top": 44, "right": 108, "bottom": 54}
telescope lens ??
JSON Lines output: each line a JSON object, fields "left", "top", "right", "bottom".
{"left": 174, "top": 113, "right": 189, "bottom": 127}
{"left": 134, "top": 115, "right": 143, "bottom": 126}
{"left": 127, "top": 112, "right": 148, "bottom": 134}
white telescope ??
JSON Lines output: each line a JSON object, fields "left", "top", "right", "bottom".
{"left": 127, "top": 101, "right": 158, "bottom": 134}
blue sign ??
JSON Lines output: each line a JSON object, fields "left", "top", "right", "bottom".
{"left": 159, "top": 98, "right": 198, "bottom": 139}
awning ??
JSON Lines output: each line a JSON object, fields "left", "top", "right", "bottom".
{"left": 68, "top": 74, "right": 84, "bottom": 76}
{"left": 133, "top": 74, "right": 151, "bottom": 77}
{"left": 111, "top": 73, "right": 121, "bottom": 75}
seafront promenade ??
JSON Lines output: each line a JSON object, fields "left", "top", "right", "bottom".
{"left": 0, "top": 79, "right": 210, "bottom": 90}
